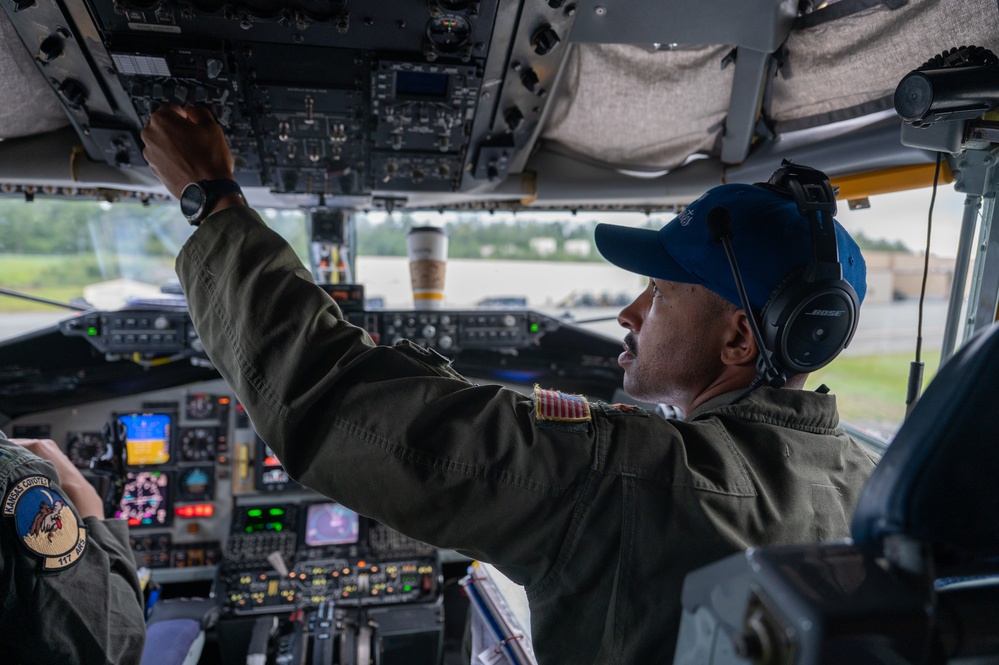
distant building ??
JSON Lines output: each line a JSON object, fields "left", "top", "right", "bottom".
{"left": 529, "top": 237, "right": 558, "bottom": 257}
{"left": 477, "top": 296, "right": 527, "bottom": 308}
{"left": 863, "top": 250, "right": 954, "bottom": 303}
{"left": 564, "top": 239, "right": 592, "bottom": 257}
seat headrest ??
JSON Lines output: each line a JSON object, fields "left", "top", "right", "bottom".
{"left": 851, "top": 323, "right": 999, "bottom": 565}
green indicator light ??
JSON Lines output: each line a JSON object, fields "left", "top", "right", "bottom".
{"left": 87, "top": 326, "right": 98, "bottom": 336}
{"left": 245, "top": 526, "right": 253, "bottom": 533}
{"left": 530, "top": 323, "right": 540, "bottom": 332}
{"left": 274, "top": 524, "right": 282, "bottom": 531}
{"left": 269, "top": 508, "right": 285, "bottom": 516}
{"left": 403, "top": 585, "right": 412, "bottom": 592}
{"left": 247, "top": 509, "right": 262, "bottom": 517}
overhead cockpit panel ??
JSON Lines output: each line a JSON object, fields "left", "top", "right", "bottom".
{"left": 1, "top": 0, "right": 579, "bottom": 203}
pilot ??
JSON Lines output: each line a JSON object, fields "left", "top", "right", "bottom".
{"left": 142, "top": 104, "right": 877, "bottom": 664}
{"left": 0, "top": 431, "right": 146, "bottom": 664}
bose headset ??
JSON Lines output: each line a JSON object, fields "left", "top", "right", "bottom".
{"left": 707, "top": 160, "right": 860, "bottom": 391}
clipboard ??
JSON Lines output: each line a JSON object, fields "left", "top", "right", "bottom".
{"left": 460, "top": 562, "right": 539, "bottom": 665}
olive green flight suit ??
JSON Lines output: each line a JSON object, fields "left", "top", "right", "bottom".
{"left": 177, "top": 208, "right": 877, "bottom": 664}
{"left": 0, "top": 432, "right": 146, "bottom": 664}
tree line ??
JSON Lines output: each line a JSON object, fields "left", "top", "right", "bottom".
{"left": 0, "top": 199, "right": 911, "bottom": 260}
{"left": 355, "top": 212, "right": 610, "bottom": 262}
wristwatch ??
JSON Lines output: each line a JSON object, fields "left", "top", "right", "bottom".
{"left": 179, "top": 179, "right": 244, "bottom": 226}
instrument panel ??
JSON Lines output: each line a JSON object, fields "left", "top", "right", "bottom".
{"left": 1, "top": 301, "right": 624, "bottom": 661}
{"left": 7, "top": 381, "right": 237, "bottom": 574}
{"left": 221, "top": 500, "right": 438, "bottom": 615}
{"left": 62, "top": 307, "right": 561, "bottom": 359}
{"left": 1, "top": 305, "right": 625, "bottom": 662}
{"left": 6, "top": 377, "right": 445, "bottom": 610}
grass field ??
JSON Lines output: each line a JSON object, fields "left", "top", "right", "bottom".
{"left": 0, "top": 286, "right": 84, "bottom": 311}
{"left": 1, "top": 253, "right": 100, "bottom": 284}
{"left": 1, "top": 253, "right": 177, "bottom": 311}
{"left": 807, "top": 350, "right": 942, "bottom": 438}
{"left": 1, "top": 254, "right": 93, "bottom": 311}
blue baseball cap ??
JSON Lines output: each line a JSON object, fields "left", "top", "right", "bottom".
{"left": 594, "top": 183, "right": 867, "bottom": 311}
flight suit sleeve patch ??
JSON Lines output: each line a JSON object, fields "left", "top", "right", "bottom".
{"left": 3, "top": 475, "right": 88, "bottom": 572}
{"left": 533, "top": 385, "right": 592, "bottom": 429}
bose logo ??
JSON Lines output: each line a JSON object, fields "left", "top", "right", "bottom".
{"left": 806, "top": 309, "right": 845, "bottom": 317}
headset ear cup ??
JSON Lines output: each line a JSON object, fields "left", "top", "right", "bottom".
{"left": 758, "top": 268, "right": 804, "bottom": 371}
{"left": 761, "top": 275, "right": 859, "bottom": 375}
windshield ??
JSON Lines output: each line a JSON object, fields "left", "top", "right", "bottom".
{"left": 805, "top": 185, "right": 968, "bottom": 443}
{"left": 0, "top": 184, "right": 971, "bottom": 442}
{"left": 0, "top": 199, "right": 308, "bottom": 338}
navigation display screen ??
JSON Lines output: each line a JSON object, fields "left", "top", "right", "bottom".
{"left": 116, "top": 470, "right": 170, "bottom": 527}
{"left": 395, "top": 71, "right": 448, "bottom": 99}
{"left": 304, "top": 502, "right": 360, "bottom": 547}
{"left": 120, "top": 413, "right": 172, "bottom": 465}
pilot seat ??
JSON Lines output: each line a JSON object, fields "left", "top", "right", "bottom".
{"left": 141, "top": 597, "right": 219, "bottom": 665}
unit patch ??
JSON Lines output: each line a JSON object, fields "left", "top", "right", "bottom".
{"left": 534, "top": 386, "right": 591, "bottom": 423}
{"left": 3, "top": 475, "right": 87, "bottom": 571}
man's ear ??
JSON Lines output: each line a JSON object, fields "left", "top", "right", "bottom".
{"left": 720, "top": 309, "right": 759, "bottom": 367}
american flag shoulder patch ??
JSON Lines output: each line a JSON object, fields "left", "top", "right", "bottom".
{"left": 534, "top": 385, "right": 592, "bottom": 423}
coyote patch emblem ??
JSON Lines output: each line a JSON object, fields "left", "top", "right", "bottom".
{"left": 4, "top": 475, "right": 87, "bottom": 571}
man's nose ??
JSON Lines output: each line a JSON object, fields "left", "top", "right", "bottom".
{"left": 617, "top": 294, "right": 644, "bottom": 330}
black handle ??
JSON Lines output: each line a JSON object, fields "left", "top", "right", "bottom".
{"left": 92, "top": 419, "right": 128, "bottom": 519}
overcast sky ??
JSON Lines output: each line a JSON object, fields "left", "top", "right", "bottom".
{"left": 834, "top": 185, "right": 975, "bottom": 259}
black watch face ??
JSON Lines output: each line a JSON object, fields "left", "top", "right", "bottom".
{"left": 180, "top": 183, "right": 205, "bottom": 220}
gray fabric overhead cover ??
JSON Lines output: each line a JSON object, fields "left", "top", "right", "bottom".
{"left": 542, "top": 0, "right": 998, "bottom": 170}
{"left": 773, "top": 0, "right": 999, "bottom": 130}
{"left": 541, "top": 44, "right": 733, "bottom": 172}
{"left": 0, "top": 14, "right": 70, "bottom": 140}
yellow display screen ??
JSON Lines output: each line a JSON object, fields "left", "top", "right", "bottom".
{"left": 120, "top": 413, "right": 171, "bottom": 465}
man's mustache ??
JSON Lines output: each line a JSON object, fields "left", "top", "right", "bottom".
{"left": 624, "top": 333, "right": 637, "bottom": 357}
